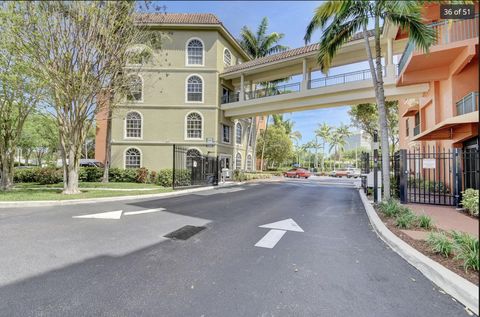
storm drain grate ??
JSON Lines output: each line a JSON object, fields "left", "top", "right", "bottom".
{"left": 164, "top": 225, "right": 206, "bottom": 240}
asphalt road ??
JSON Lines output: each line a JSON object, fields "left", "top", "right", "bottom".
{"left": 0, "top": 177, "right": 470, "bottom": 316}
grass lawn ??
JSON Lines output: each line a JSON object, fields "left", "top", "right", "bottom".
{"left": 0, "top": 188, "right": 172, "bottom": 201}
{"left": 14, "top": 182, "right": 162, "bottom": 189}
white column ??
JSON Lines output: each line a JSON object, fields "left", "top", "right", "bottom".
{"left": 301, "top": 58, "right": 308, "bottom": 91}
{"left": 240, "top": 74, "right": 245, "bottom": 101}
{"left": 386, "top": 38, "right": 395, "bottom": 78}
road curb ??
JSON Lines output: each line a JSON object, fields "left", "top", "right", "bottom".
{"left": 0, "top": 182, "right": 244, "bottom": 208}
{"left": 358, "top": 189, "right": 479, "bottom": 315}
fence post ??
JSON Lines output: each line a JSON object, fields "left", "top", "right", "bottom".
{"left": 453, "top": 148, "right": 463, "bottom": 207}
{"left": 399, "top": 149, "right": 408, "bottom": 204}
{"left": 172, "top": 144, "right": 176, "bottom": 190}
{"left": 373, "top": 130, "right": 379, "bottom": 203}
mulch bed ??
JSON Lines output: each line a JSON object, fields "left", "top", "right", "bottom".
{"left": 375, "top": 207, "right": 480, "bottom": 286}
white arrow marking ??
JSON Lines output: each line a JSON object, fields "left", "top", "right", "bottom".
{"left": 73, "top": 210, "right": 123, "bottom": 220}
{"left": 124, "top": 208, "right": 165, "bottom": 216}
{"left": 259, "top": 218, "right": 304, "bottom": 232}
{"left": 255, "top": 218, "right": 304, "bottom": 248}
{"left": 254, "top": 229, "right": 286, "bottom": 248}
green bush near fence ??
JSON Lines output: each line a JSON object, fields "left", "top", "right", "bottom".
{"left": 461, "top": 189, "right": 479, "bottom": 217}
{"left": 407, "top": 177, "right": 448, "bottom": 193}
{"left": 232, "top": 170, "right": 272, "bottom": 182}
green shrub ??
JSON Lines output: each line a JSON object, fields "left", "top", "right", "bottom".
{"left": 417, "top": 214, "right": 433, "bottom": 229}
{"left": 79, "top": 167, "right": 103, "bottom": 182}
{"left": 14, "top": 168, "right": 38, "bottom": 183}
{"left": 13, "top": 167, "right": 62, "bottom": 184}
{"left": 108, "top": 168, "right": 137, "bottom": 183}
{"left": 451, "top": 231, "right": 479, "bottom": 272}
{"left": 427, "top": 232, "right": 453, "bottom": 257}
{"left": 232, "top": 171, "right": 272, "bottom": 182}
{"left": 395, "top": 210, "right": 417, "bottom": 229}
{"left": 148, "top": 170, "right": 157, "bottom": 184}
{"left": 156, "top": 169, "right": 191, "bottom": 187}
{"left": 461, "top": 189, "right": 479, "bottom": 217}
{"left": 378, "top": 199, "right": 400, "bottom": 217}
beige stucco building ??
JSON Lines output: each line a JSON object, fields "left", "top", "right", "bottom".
{"left": 96, "top": 13, "right": 257, "bottom": 172}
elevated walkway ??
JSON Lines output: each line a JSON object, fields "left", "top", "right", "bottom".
{"left": 221, "top": 67, "right": 429, "bottom": 118}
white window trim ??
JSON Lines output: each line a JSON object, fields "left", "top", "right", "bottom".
{"left": 221, "top": 123, "right": 232, "bottom": 144}
{"left": 186, "top": 147, "right": 203, "bottom": 156}
{"left": 246, "top": 154, "right": 253, "bottom": 171}
{"left": 235, "top": 152, "right": 242, "bottom": 170}
{"left": 235, "top": 122, "right": 243, "bottom": 145}
{"left": 123, "top": 146, "right": 142, "bottom": 169}
{"left": 126, "top": 74, "right": 144, "bottom": 103}
{"left": 124, "top": 111, "right": 144, "bottom": 140}
{"left": 223, "top": 48, "right": 232, "bottom": 67}
{"left": 185, "top": 74, "right": 204, "bottom": 104}
{"left": 185, "top": 37, "right": 205, "bottom": 67}
{"left": 184, "top": 111, "right": 204, "bottom": 141}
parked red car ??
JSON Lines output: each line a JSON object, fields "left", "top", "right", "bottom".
{"left": 283, "top": 168, "right": 311, "bottom": 179}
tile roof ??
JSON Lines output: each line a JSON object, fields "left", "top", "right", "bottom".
{"left": 222, "top": 30, "right": 376, "bottom": 75}
{"left": 135, "top": 13, "right": 221, "bottom": 25}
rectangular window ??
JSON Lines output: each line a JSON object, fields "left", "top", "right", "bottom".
{"left": 222, "top": 124, "right": 231, "bottom": 143}
{"left": 406, "top": 118, "right": 409, "bottom": 137}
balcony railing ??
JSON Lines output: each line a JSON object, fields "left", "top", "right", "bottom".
{"left": 456, "top": 92, "right": 479, "bottom": 116}
{"left": 398, "top": 15, "right": 479, "bottom": 74}
{"left": 221, "top": 94, "right": 239, "bottom": 104}
{"left": 245, "top": 82, "right": 301, "bottom": 100}
{"left": 413, "top": 125, "right": 420, "bottom": 136}
{"left": 308, "top": 67, "right": 385, "bottom": 89}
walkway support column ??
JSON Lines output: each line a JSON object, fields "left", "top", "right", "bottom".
{"left": 301, "top": 58, "right": 308, "bottom": 91}
{"left": 240, "top": 74, "right": 245, "bottom": 102}
{"left": 386, "top": 37, "right": 395, "bottom": 78}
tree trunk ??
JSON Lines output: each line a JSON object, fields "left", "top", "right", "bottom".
{"left": 0, "top": 156, "right": 13, "bottom": 191}
{"left": 102, "top": 107, "right": 113, "bottom": 183}
{"left": 260, "top": 115, "right": 269, "bottom": 171}
{"left": 63, "top": 147, "right": 81, "bottom": 194}
{"left": 374, "top": 14, "right": 391, "bottom": 200}
{"left": 363, "top": 20, "right": 390, "bottom": 200}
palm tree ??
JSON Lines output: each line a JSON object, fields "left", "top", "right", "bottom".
{"left": 315, "top": 123, "right": 331, "bottom": 172}
{"left": 304, "top": 1, "right": 434, "bottom": 199}
{"left": 335, "top": 123, "right": 352, "bottom": 162}
{"left": 240, "top": 17, "right": 289, "bottom": 171}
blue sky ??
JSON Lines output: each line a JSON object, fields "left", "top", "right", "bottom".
{"left": 159, "top": 1, "right": 356, "bottom": 144}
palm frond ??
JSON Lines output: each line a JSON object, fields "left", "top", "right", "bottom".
{"left": 304, "top": 1, "right": 352, "bottom": 44}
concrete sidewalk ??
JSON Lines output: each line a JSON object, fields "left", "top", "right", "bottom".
{"left": 408, "top": 204, "right": 478, "bottom": 237}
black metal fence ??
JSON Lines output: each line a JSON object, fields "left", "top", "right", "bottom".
{"left": 361, "top": 147, "right": 479, "bottom": 207}
{"left": 172, "top": 145, "right": 219, "bottom": 189}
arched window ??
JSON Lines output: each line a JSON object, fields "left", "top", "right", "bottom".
{"left": 125, "top": 148, "right": 141, "bottom": 168}
{"left": 186, "top": 75, "right": 203, "bottom": 102}
{"left": 186, "top": 148, "right": 201, "bottom": 158}
{"left": 236, "top": 122, "right": 242, "bottom": 145}
{"left": 125, "top": 111, "right": 142, "bottom": 138}
{"left": 235, "top": 153, "right": 242, "bottom": 170}
{"left": 186, "top": 148, "right": 202, "bottom": 169}
{"left": 224, "top": 48, "right": 232, "bottom": 66}
{"left": 186, "top": 112, "right": 203, "bottom": 139}
{"left": 186, "top": 39, "right": 203, "bottom": 65}
{"left": 126, "top": 75, "right": 143, "bottom": 102}
{"left": 247, "top": 154, "right": 253, "bottom": 171}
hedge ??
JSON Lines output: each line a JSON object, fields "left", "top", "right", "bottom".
{"left": 13, "top": 166, "right": 193, "bottom": 188}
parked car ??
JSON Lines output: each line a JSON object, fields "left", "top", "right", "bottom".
{"left": 346, "top": 168, "right": 361, "bottom": 178}
{"left": 283, "top": 168, "right": 311, "bottom": 179}
{"left": 79, "top": 159, "right": 104, "bottom": 168}
{"left": 330, "top": 169, "right": 348, "bottom": 178}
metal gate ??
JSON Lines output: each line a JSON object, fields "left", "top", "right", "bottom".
{"left": 361, "top": 147, "right": 479, "bottom": 207}
{"left": 172, "top": 145, "right": 219, "bottom": 189}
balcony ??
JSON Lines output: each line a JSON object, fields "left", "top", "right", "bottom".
{"left": 456, "top": 92, "right": 479, "bottom": 116}
{"left": 221, "top": 94, "right": 239, "bottom": 104}
{"left": 398, "top": 15, "right": 479, "bottom": 75}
